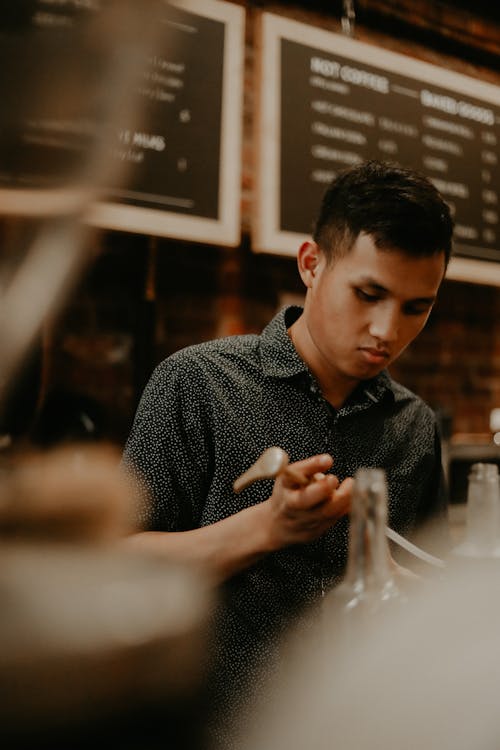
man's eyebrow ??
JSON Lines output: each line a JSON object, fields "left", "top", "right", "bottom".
{"left": 354, "top": 276, "right": 387, "bottom": 292}
{"left": 355, "top": 276, "right": 437, "bottom": 304}
{"left": 405, "top": 295, "right": 437, "bottom": 305}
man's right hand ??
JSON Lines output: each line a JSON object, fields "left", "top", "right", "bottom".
{"left": 264, "top": 453, "right": 353, "bottom": 550}
{"left": 123, "top": 453, "right": 353, "bottom": 582}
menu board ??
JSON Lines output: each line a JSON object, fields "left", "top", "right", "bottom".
{"left": 0, "top": 0, "right": 137, "bottom": 210}
{"left": 89, "top": 0, "right": 245, "bottom": 246}
{"left": 254, "top": 13, "right": 500, "bottom": 285}
{"left": 0, "top": 0, "right": 244, "bottom": 246}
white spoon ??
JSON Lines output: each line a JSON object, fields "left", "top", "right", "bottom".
{"left": 233, "top": 447, "right": 290, "bottom": 493}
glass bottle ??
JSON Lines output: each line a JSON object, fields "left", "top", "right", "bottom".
{"left": 322, "top": 467, "right": 404, "bottom": 648}
{"left": 453, "top": 462, "right": 500, "bottom": 559}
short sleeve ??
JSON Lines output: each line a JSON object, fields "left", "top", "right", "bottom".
{"left": 121, "top": 355, "right": 213, "bottom": 532}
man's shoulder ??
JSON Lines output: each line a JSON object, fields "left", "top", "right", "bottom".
{"left": 389, "top": 377, "right": 422, "bottom": 403}
{"left": 387, "top": 376, "right": 436, "bottom": 420}
{"left": 152, "top": 332, "right": 262, "bottom": 382}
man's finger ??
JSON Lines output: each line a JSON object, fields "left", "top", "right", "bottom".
{"left": 282, "top": 454, "right": 334, "bottom": 486}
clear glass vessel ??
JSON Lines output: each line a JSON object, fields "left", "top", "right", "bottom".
{"left": 322, "top": 467, "right": 404, "bottom": 648}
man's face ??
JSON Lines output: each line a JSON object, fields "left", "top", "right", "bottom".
{"left": 301, "top": 232, "right": 446, "bottom": 385}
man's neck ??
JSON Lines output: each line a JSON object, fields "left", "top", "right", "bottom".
{"left": 287, "top": 317, "right": 360, "bottom": 410}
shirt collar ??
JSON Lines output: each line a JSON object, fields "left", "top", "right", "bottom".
{"left": 361, "top": 369, "right": 395, "bottom": 405}
{"left": 260, "top": 305, "right": 308, "bottom": 378}
{"left": 260, "top": 305, "right": 396, "bottom": 405}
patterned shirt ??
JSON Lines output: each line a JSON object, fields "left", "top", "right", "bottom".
{"left": 122, "top": 305, "right": 446, "bottom": 735}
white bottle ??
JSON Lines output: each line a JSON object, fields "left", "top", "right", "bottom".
{"left": 453, "top": 462, "right": 500, "bottom": 559}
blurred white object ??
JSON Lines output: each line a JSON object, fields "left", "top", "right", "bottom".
{"left": 238, "top": 560, "right": 500, "bottom": 750}
{"left": 489, "top": 408, "right": 500, "bottom": 433}
{"left": 453, "top": 462, "right": 500, "bottom": 558}
{"left": 490, "top": 408, "right": 500, "bottom": 445}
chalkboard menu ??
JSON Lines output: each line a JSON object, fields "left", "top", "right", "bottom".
{"left": 89, "top": 0, "right": 244, "bottom": 246}
{"left": 0, "top": 0, "right": 149, "bottom": 212}
{"left": 254, "top": 13, "right": 500, "bottom": 285}
{"left": 0, "top": 0, "right": 244, "bottom": 246}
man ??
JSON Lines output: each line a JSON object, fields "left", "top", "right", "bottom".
{"left": 122, "top": 160, "right": 453, "bottom": 741}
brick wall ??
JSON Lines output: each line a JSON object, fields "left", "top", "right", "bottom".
{"left": 18, "top": 0, "right": 500, "bottom": 446}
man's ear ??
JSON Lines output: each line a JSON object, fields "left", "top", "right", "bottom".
{"left": 297, "top": 241, "right": 321, "bottom": 288}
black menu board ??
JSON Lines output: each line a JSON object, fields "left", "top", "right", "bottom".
{"left": 255, "top": 13, "right": 500, "bottom": 285}
{"left": 89, "top": 0, "right": 244, "bottom": 246}
{"left": 0, "top": 0, "right": 244, "bottom": 246}
{"left": 0, "top": 0, "right": 149, "bottom": 209}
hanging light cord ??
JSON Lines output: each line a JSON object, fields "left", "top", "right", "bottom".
{"left": 342, "top": 0, "right": 356, "bottom": 37}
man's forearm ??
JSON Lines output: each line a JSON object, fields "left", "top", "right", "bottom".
{"left": 122, "top": 500, "right": 276, "bottom": 582}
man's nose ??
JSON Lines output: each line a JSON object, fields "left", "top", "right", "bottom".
{"left": 368, "top": 303, "right": 399, "bottom": 342}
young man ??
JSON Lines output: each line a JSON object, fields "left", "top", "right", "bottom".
{"left": 122, "top": 160, "right": 453, "bottom": 740}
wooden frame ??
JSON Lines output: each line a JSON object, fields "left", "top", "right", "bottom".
{"left": 88, "top": 0, "right": 245, "bottom": 246}
{"left": 254, "top": 12, "right": 500, "bottom": 286}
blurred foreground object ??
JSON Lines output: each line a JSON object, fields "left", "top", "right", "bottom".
{"left": 0, "top": 443, "right": 214, "bottom": 749}
{"left": 0, "top": 0, "right": 166, "bottom": 432}
{"left": 0, "top": 443, "right": 134, "bottom": 541}
{"left": 453, "top": 462, "right": 500, "bottom": 559}
{"left": 0, "top": 10, "right": 214, "bottom": 744}
{"left": 237, "top": 558, "right": 500, "bottom": 750}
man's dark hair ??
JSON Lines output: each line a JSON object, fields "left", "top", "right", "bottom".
{"left": 313, "top": 160, "right": 454, "bottom": 266}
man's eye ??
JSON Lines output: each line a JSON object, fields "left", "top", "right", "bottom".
{"left": 404, "top": 304, "right": 431, "bottom": 316}
{"left": 355, "top": 288, "right": 380, "bottom": 302}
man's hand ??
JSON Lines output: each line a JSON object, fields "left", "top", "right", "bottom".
{"left": 264, "top": 453, "right": 353, "bottom": 550}
{"left": 124, "top": 453, "right": 353, "bottom": 582}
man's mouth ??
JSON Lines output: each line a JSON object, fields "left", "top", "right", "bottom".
{"left": 359, "top": 347, "right": 390, "bottom": 364}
